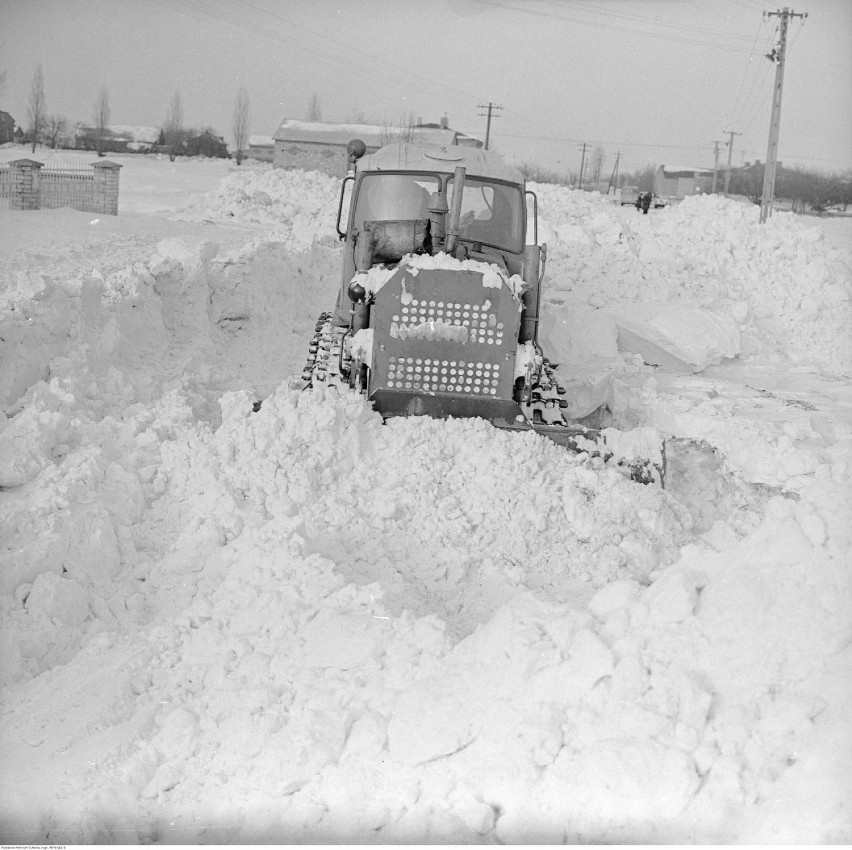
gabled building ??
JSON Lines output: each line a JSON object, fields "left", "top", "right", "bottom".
{"left": 272, "top": 116, "right": 482, "bottom": 176}
{"left": 0, "top": 111, "right": 16, "bottom": 144}
{"left": 184, "top": 130, "right": 229, "bottom": 158}
{"left": 74, "top": 124, "right": 160, "bottom": 153}
{"left": 247, "top": 135, "right": 274, "bottom": 162}
{"left": 653, "top": 165, "right": 715, "bottom": 199}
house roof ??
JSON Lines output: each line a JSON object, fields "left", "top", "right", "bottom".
{"left": 274, "top": 119, "right": 386, "bottom": 147}
{"left": 75, "top": 124, "right": 160, "bottom": 144}
{"left": 658, "top": 164, "right": 715, "bottom": 177}
{"left": 361, "top": 143, "right": 523, "bottom": 184}
{"left": 273, "top": 118, "right": 482, "bottom": 150}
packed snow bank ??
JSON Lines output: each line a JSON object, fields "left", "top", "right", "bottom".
{"left": 534, "top": 187, "right": 852, "bottom": 376}
{"left": 0, "top": 235, "right": 338, "bottom": 413}
{"left": 186, "top": 166, "right": 341, "bottom": 244}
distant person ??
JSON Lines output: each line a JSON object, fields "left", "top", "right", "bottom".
{"left": 642, "top": 192, "right": 652, "bottom": 214}
{"left": 635, "top": 193, "right": 643, "bottom": 211}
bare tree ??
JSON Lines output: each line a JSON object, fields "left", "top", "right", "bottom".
{"left": 624, "top": 163, "right": 658, "bottom": 193}
{"left": 92, "top": 84, "right": 111, "bottom": 157}
{"left": 306, "top": 93, "right": 322, "bottom": 122}
{"left": 379, "top": 111, "right": 416, "bottom": 146}
{"left": 27, "top": 64, "right": 46, "bottom": 153}
{"left": 44, "top": 114, "right": 68, "bottom": 149}
{"left": 163, "top": 89, "right": 184, "bottom": 161}
{"left": 232, "top": 85, "right": 250, "bottom": 165}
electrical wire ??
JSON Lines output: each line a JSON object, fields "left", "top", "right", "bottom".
{"left": 723, "top": 20, "right": 771, "bottom": 132}
{"left": 473, "top": 0, "right": 763, "bottom": 54}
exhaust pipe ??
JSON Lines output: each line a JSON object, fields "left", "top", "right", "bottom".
{"left": 444, "top": 166, "right": 466, "bottom": 255}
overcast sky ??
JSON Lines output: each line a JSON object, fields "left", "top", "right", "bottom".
{"left": 1, "top": 0, "right": 850, "bottom": 176}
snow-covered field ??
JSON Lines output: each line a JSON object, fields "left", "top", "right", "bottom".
{"left": 1, "top": 145, "right": 850, "bottom": 843}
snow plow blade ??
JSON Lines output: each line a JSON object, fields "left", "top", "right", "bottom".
{"left": 518, "top": 421, "right": 666, "bottom": 486}
{"left": 365, "top": 388, "right": 665, "bottom": 486}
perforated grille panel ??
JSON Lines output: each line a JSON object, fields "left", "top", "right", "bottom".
{"left": 369, "top": 266, "right": 521, "bottom": 402}
{"left": 387, "top": 356, "right": 501, "bottom": 394}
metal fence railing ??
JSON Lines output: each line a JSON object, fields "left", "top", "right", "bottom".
{"left": 0, "top": 165, "right": 10, "bottom": 210}
{"left": 38, "top": 162, "right": 95, "bottom": 211}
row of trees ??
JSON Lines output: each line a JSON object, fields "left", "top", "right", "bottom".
{"left": 14, "top": 64, "right": 253, "bottom": 163}
{"left": 518, "top": 153, "right": 851, "bottom": 214}
{"left": 728, "top": 164, "right": 852, "bottom": 212}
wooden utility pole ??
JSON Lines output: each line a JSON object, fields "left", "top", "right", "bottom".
{"left": 607, "top": 151, "right": 621, "bottom": 194}
{"left": 477, "top": 102, "right": 502, "bottom": 150}
{"left": 578, "top": 142, "right": 587, "bottom": 189}
{"left": 711, "top": 140, "right": 721, "bottom": 193}
{"left": 722, "top": 129, "right": 742, "bottom": 196}
{"left": 760, "top": 7, "right": 807, "bottom": 222}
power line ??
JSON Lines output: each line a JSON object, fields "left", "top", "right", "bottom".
{"left": 563, "top": 0, "right": 764, "bottom": 45}
{"left": 473, "top": 0, "right": 764, "bottom": 54}
{"left": 723, "top": 19, "right": 773, "bottom": 131}
{"left": 149, "top": 0, "right": 483, "bottom": 121}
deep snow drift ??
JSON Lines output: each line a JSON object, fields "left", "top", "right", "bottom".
{"left": 0, "top": 150, "right": 850, "bottom": 843}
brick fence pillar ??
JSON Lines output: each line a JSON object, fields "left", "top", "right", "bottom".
{"left": 9, "top": 159, "right": 43, "bottom": 210}
{"left": 92, "top": 160, "right": 122, "bottom": 215}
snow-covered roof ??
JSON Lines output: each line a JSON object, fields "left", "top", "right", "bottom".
{"left": 248, "top": 135, "right": 274, "bottom": 148}
{"left": 362, "top": 143, "right": 523, "bottom": 183}
{"left": 75, "top": 124, "right": 160, "bottom": 144}
{"left": 274, "top": 119, "right": 386, "bottom": 147}
{"left": 273, "top": 118, "right": 482, "bottom": 150}
{"left": 659, "top": 164, "right": 715, "bottom": 176}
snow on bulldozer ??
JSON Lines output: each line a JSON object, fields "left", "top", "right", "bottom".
{"left": 299, "top": 139, "right": 665, "bottom": 485}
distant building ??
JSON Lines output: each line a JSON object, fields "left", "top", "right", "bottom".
{"left": 653, "top": 165, "right": 715, "bottom": 199}
{"left": 0, "top": 111, "right": 15, "bottom": 144}
{"left": 75, "top": 124, "right": 160, "bottom": 153}
{"left": 247, "top": 135, "right": 274, "bottom": 162}
{"left": 272, "top": 116, "right": 482, "bottom": 176}
{"left": 184, "top": 131, "right": 229, "bottom": 158}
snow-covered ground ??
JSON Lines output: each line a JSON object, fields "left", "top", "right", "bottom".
{"left": 1, "top": 145, "right": 850, "bottom": 843}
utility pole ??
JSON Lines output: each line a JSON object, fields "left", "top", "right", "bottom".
{"left": 607, "top": 151, "right": 621, "bottom": 195}
{"left": 711, "top": 140, "right": 721, "bottom": 194}
{"left": 722, "top": 129, "right": 742, "bottom": 196}
{"left": 760, "top": 6, "right": 807, "bottom": 222}
{"left": 477, "top": 102, "right": 502, "bottom": 151}
{"left": 578, "top": 142, "right": 587, "bottom": 189}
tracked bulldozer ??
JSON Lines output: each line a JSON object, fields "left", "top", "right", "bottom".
{"left": 300, "top": 140, "right": 664, "bottom": 484}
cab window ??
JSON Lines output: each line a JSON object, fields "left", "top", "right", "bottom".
{"left": 448, "top": 177, "right": 524, "bottom": 253}
{"left": 353, "top": 173, "right": 439, "bottom": 229}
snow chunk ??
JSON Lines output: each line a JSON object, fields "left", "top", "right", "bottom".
{"left": 608, "top": 302, "right": 740, "bottom": 372}
{"left": 349, "top": 328, "right": 374, "bottom": 368}
{"left": 352, "top": 265, "right": 396, "bottom": 296}
{"left": 299, "top": 611, "right": 378, "bottom": 669}
{"left": 514, "top": 340, "right": 541, "bottom": 380}
{"left": 538, "top": 304, "right": 619, "bottom": 365}
{"left": 588, "top": 579, "right": 641, "bottom": 618}
{"left": 25, "top": 573, "right": 90, "bottom": 627}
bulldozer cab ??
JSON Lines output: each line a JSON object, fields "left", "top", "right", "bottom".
{"left": 334, "top": 143, "right": 538, "bottom": 328}
{"left": 349, "top": 172, "right": 525, "bottom": 256}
